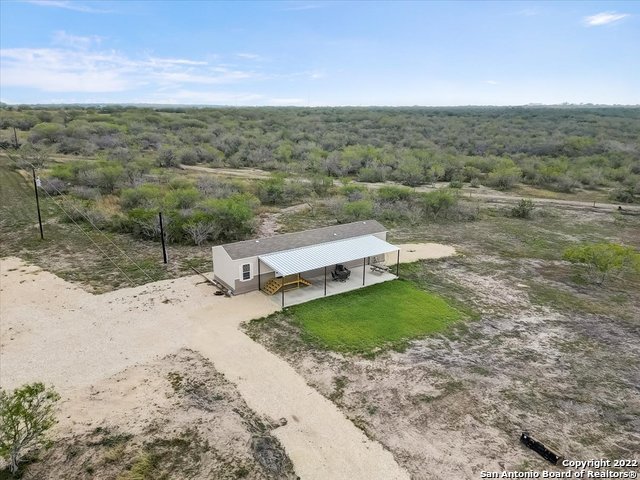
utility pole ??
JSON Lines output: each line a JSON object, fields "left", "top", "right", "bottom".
{"left": 159, "top": 212, "right": 168, "bottom": 264}
{"left": 32, "top": 168, "right": 44, "bottom": 240}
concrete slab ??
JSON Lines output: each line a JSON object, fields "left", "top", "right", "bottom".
{"left": 266, "top": 265, "right": 397, "bottom": 307}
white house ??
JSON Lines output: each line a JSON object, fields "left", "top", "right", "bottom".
{"left": 212, "top": 220, "right": 400, "bottom": 306}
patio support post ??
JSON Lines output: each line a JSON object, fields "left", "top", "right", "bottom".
{"left": 396, "top": 249, "right": 400, "bottom": 277}
{"left": 281, "top": 282, "right": 285, "bottom": 308}
{"left": 363, "top": 257, "right": 366, "bottom": 285}
{"left": 257, "top": 258, "right": 261, "bottom": 291}
{"left": 324, "top": 266, "right": 327, "bottom": 296}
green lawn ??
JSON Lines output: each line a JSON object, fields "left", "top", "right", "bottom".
{"left": 288, "top": 280, "right": 462, "bottom": 353}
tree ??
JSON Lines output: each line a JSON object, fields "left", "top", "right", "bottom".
{"left": 182, "top": 212, "right": 222, "bottom": 245}
{"left": 199, "top": 194, "right": 257, "bottom": 241}
{"left": 0, "top": 383, "right": 60, "bottom": 474}
{"left": 563, "top": 243, "right": 640, "bottom": 286}
{"left": 29, "top": 122, "right": 64, "bottom": 144}
{"left": 511, "top": 199, "right": 535, "bottom": 219}
{"left": 183, "top": 220, "right": 217, "bottom": 245}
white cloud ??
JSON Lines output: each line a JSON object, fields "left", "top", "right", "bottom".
{"left": 485, "top": 80, "right": 499, "bottom": 85}
{"left": 236, "top": 53, "right": 261, "bottom": 60}
{"left": 52, "top": 30, "right": 103, "bottom": 49}
{"left": 0, "top": 48, "right": 132, "bottom": 92}
{"left": 23, "top": 0, "right": 111, "bottom": 13}
{"left": 280, "top": 3, "right": 322, "bottom": 11}
{"left": 146, "top": 57, "right": 209, "bottom": 67}
{"left": 0, "top": 47, "right": 257, "bottom": 93}
{"left": 583, "top": 12, "right": 630, "bottom": 26}
{"left": 147, "top": 89, "right": 265, "bottom": 105}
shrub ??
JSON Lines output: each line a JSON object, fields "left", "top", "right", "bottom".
{"left": 310, "top": 176, "right": 333, "bottom": 196}
{"left": 95, "top": 164, "right": 124, "bottom": 193}
{"left": 70, "top": 185, "right": 101, "bottom": 200}
{"left": 126, "top": 208, "right": 161, "bottom": 240}
{"left": 394, "top": 156, "right": 426, "bottom": 186}
{"left": 422, "top": 189, "right": 458, "bottom": 220}
{"left": 469, "top": 177, "right": 481, "bottom": 188}
{"left": 563, "top": 242, "right": 640, "bottom": 286}
{"left": 339, "top": 183, "right": 368, "bottom": 202}
{"left": 448, "top": 179, "right": 463, "bottom": 189}
{"left": 486, "top": 159, "right": 522, "bottom": 190}
{"left": 182, "top": 212, "right": 221, "bottom": 245}
{"left": 283, "top": 180, "right": 312, "bottom": 204}
{"left": 256, "top": 177, "right": 285, "bottom": 205}
{"left": 550, "top": 175, "right": 580, "bottom": 193}
{"left": 609, "top": 186, "right": 637, "bottom": 204}
{"left": 163, "top": 187, "right": 201, "bottom": 210}
{"left": 120, "top": 184, "right": 163, "bottom": 210}
{"left": 179, "top": 149, "right": 198, "bottom": 165}
{"left": 511, "top": 199, "right": 535, "bottom": 219}
{"left": 199, "top": 194, "right": 257, "bottom": 241}
{"left": 0, "top": 383, "right": 60, "bottom": 474}
{"left": 29, "top": 122, "right": 64, "bottom": 144}
{"left": 341, "top": 199, "right": 374, "bottom": 221}
{"left": 194, "top": 145, "right": 224, "bottom": 165}
{"left": 17, "top": 144, "right": 50, "bottom": 169}
{"left": 357, "top": 166, "right": 386, "bottom": 183}
{"left": 196, "top": 177, "right": 240, "bottom": 199}
{"left": 41, "top": 177, "right": 67, "bottom": 195}
{"left": 49, "top": 162, "right": 77, "bottom": 182}
{"left": 377, "top": 185, "right": 412, "bottom": 202}
{"left": 156, "top": 149, "right": 178, "bottom": 168}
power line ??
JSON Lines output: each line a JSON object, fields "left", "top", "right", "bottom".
{"left": 35, "top": 185, "right": 137, "bottom": 285}
{"left": 1, "top": 147, "right": 157, "bottom": 284}
{"left": 39, "top": 176, "right": 157, "bottom": 283}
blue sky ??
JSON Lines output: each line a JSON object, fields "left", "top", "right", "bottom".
{"left": 1, "top": 0, "right": 638, "bottom": 105}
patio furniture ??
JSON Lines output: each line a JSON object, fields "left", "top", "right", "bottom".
{"left": 370, "top": 263, "right": 390, "bottom": 274}
{"left": 332, "top": 264, "right": 351, "bottom": 281}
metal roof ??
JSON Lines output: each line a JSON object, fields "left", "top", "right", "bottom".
{"left": 259, "top": 234, "right": 399, "bottom": 277}
{"left": 221, "top": 220, "right": 387, "bottom": 260}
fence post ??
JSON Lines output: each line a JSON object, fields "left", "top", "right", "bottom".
{"left": 159, "top": 212, "right": 168, "bottom": 264}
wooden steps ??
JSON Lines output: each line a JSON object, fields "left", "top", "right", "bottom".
{"left": 263, "top": 278, "right": 282, "bottom": 295}
{"left": 262, "top": 275, "right": 312, "bottom": 295}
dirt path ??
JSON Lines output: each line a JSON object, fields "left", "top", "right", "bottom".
{"left": 0, "top": 256, "right": 409, "bottom": 480}
{"left": 189, "top": 313, "right": 409, "bottom": 480}
{"left": 351, "top": 180, "right": 640, "bottom": 213}
{"left": 178, "top": 162, "right": 639, "bottom": 214}
{"left": 180, "top": 163, "right": 272, "bottom": 179}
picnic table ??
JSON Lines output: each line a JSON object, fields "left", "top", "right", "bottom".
{"left": 370, "top": 264, "right": 390, "bottom": 274}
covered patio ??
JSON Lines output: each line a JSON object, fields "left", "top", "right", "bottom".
{"left": 257, "top": 235, "right": 400, "bottom": 308}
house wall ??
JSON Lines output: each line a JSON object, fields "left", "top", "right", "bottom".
{"left": 212, "top": 246, "right": 236, "bottom": 290}
{"left": 213, "top": 247, "right": 277, "bottom": 294}
{"left": 373, "top": 231, "right": 387, "bottom": 241}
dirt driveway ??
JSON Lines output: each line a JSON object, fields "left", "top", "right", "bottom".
{"left": 0, "top": 256, "right": 409, "bottom": 480}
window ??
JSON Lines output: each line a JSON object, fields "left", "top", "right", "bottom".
{"left": 241, "top": 263, "right": 251, "bottom": 281}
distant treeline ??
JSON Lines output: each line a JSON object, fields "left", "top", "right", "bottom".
{"left": 1, "top": 105, "right": 639, "bottom": 203}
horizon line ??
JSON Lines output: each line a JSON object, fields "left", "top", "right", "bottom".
{"left": 2, "top": 102, "right": 639, "bottom": 108}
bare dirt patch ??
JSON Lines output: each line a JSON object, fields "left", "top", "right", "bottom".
{"left": 245, "top": 251, "right": 640, "bottom": 479}
{"left": 22, "top": 349, "right": 296, "bottom": 479}
{"left": 393, "top": 243, "right": 457, "bottom": 263}
{"left": 1, "top": 256, "right": 410, "bottom": 480}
